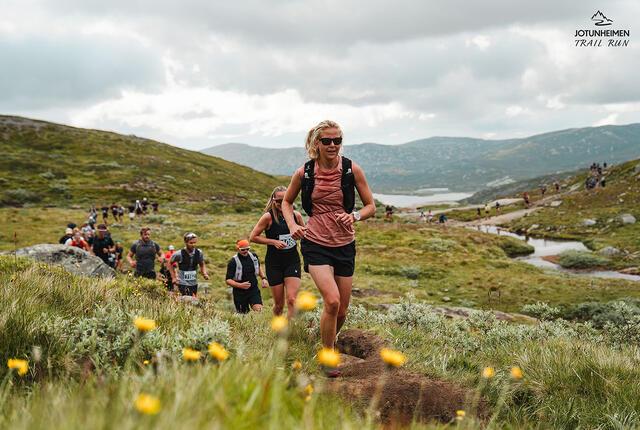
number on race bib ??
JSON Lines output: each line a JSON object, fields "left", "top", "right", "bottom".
{"left": 278, "top": 234, "right": 297, "bottom": 250}
{"left": 183, "top": 271, "right": 197, "bottom": 281}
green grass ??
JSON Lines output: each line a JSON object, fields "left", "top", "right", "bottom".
{"left": 558, "top": 250, "right": 612, "bottom": 269}
{"left": 508, "top": 158, "right": 640, "bottom": 269}
{"left": 0, "top": 116, "right": 284, "bottom": 210}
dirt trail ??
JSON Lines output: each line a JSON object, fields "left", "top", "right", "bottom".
{"left": 328, "top": 328, "right": 488, "bottom": 425}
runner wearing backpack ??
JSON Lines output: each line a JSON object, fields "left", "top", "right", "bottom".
{"left": 249, "top": 186, "right": 305, "bottom": 319}
{"left": 225, "top": 239, "right": 268, "bottom": 313}
{"left": 169, "top": 232, "right": 210, "bottom": 296}
{"left": 127, "top": 227, "right": 162, "bottom": 279}
{"left": 281, "top": 120, "right": 376, "bottom": 377}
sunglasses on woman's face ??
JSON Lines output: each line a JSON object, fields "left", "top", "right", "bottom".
{"left": 318, "top": 137, "right": 342, "bottom": 146}
{"left": 239, "top": 247, "right": 250, "bottom": 251}
{"left": 273, "top": 198, "right": 283, "bottom": 203}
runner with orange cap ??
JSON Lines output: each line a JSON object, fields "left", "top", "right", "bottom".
{"left": 225, "top": 238, "right": 268, "bottom": 313}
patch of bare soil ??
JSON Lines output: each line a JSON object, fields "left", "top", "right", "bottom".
{"left": 541, "top": 255, "right": 560, "bottom": 264}
{"left": 328, "top": 328, "right": 488, "bottom": 425}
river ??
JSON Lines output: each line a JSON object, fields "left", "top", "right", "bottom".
{"left": 471, "top": 225, "right": 639, "bottom": 282}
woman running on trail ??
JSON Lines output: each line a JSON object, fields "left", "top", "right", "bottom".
{"left": 249, "top": 186, "right": 305, "bottom": 319}
{"left": 282, "top": 120, "right": 376, "bottom": 377}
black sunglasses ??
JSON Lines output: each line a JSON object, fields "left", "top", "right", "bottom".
{"left": 273, "top": 198, "right": 283, "bottom": 203}
{"left": 318, "top": 137, "right": 342, "bottom": 146}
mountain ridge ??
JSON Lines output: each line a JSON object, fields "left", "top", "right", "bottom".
{"left": 202, "top": 123, "right": 640, "bottom": 193}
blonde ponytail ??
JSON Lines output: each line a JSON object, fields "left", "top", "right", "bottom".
{"left": 264, "top": 186, "right": 288, "bottom": 217}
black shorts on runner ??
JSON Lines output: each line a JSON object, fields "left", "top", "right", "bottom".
{"left": 178, "top": 284, "right": 197, "bottom": 296}
{"left": 135, "top": 271, "right": 156, "bottom": 280}
{"left": 233, "top": 286, "right": 263, "bottom": 314}
{"left": 300, "top": 238, "right": 355, "bottom": 277}
{"left": 265, "top": 250, "right": 301, "bottom": 286}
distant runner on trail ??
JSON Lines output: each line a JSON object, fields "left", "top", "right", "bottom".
{"left": 128, "top": 201, "right": 136, "bottom": 220}
{"left": 114, "top": 241, "right": 124, "bottom": 271}
{"left": 495, "top": 201, "right": 501, "bottom": 214}
{"left": 554, "top": 182, "right": 560, "bottom": 193}
{"left": 151, "top": 201, "right": 159, "bottom": 214}
{"left": 101, "top": 204, "right": 109, "bottom": 224}
{"left": 59, "top": 227, "right": 73, "bottom": 245}
{"left": 476, "top": 207, "right": 481, "bottom": 220}
{"left": 484, "top": 203, "right": 490, "bottom": 220}
{"left": 281, "top": 119, "right": 376, "bottom": 378}
{"left": 427, "top": 209, "right": 433, "bottom": 224}
{"left": 250, "top": 186, "right": 305, "bottom": 318}
{"left": 523, "top": 192, "right": 530, "bottom": 208}
{"left": 541, "top": 185, "right": 547, "bottom": 196}
{"left": 92, "top": 225, "right": 115, "bottom": 268}
{"left": 420, "top": 211, "right": 426, "bottom": 222}
{"left": 141, "top": 198, "right": 150, "bottom": 215}
{"left": 226, "top": 239, "right": 268, "bottom": 313}
{"left": 135, "top": 200, "right": 143, "bottom": 217}
{"left": 170, "top": 233, "right": 209, "bottom": 296}
{"left": 127, "top": 227, "right": 162, "bottom": 279}
{"left": 439, "top": 214, "right": 447, "bottom": 224}
{"left": 66, "top": 230, "right": 90, "bottom": 251}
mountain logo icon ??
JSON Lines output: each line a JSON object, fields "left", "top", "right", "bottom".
{"left": 591, "top": 10, "right": 613, "bottom": 26}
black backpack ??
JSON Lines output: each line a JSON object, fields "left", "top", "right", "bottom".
{"left": 301, "top": 157, "right": 355, "bottom": 217}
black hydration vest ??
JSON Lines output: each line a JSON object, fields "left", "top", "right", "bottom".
{"left": 301, "top": 157, "right": 355, "bottom": 217}
{"left": 178, "top": 248, "right": 202, "bottom": 272}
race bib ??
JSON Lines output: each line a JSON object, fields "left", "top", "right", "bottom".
{"left": 183, "top": 270, "right": 197, "bottom": 281}
{"left": 278, "top": 234, "right": 297, "bottom": 250}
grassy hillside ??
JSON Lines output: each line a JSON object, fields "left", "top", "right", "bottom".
{"left": 4, "top": 207, "right": 640, "bottom": 427}
{"left": 0, "top": 116, "right": 284, "bottom": 209}
{"left": 508, "top": 158, "right": 640, "bottom": 267}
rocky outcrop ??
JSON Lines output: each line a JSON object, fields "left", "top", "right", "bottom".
{"left": 598, "top": 246, "right": 621, "bottom": 256}
{"left": 617, "top": 214, "right": 636, "bottom": 225}
{"left": 550, "top": 200, "right": 563, "bottom": 207}
{"left": 2, "top": 244, "right": 115, "bottom": 278}
{"left": 581, "top": 218, "right": 597, "bottom": 227}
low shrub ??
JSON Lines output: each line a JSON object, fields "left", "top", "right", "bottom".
{"left": 4, "top": 188, "right": 42, "bottom": 204}
{"left": 557, "top": 250, "right": 611, "bottom": 268}
{"left": 496, "top": 236, "right": 534, "bottom": 257}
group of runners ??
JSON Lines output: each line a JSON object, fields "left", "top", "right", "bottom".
{"left": 88, "top": 198, "right": 159, "bottom": 226}
{"left": 586, "top": 162, "right": 607, "bottom": 190}
{"left": 58, "top": 120, "right": 374, "bottom": 376}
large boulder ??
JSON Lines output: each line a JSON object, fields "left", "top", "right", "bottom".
{"left": 581, "top": 218, "right": 597, "bottom": 227}
{"left": 550, "top": 200, "right": 563, "bottom": 207}
{"left": 617, "top": 214, "right": 637, "bottom": 226}
{"left": 2, "top": 244, "right": 115, "bottom": 278}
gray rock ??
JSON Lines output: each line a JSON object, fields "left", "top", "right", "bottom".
{"left": 598, "top": 246, "right": 621, "bottom": 256}
{"left": 426, "top": 305, "right": 538, "bottom": 322}
{"left": 550, "top": 200, "right": 563, "bottom": 207}
{"left": 176, "top": 295, "right": 201, "bottom": 307}
{"left": 2, "top": 244, "right": 115, "bottom": 278}
{"left": 527, "top": 224, "right": 540, "bottom": 232}
{"left": 581, "top": 218, "right": 597, "bottom": 227}
{"left": 442, "top": 296, "right": 451, "bottom": 302}
{"left": 617, "top": 214, "right": 637, "bottom": 225}
{"left": 635, "top": 163, "right": 640, "bottom": 173}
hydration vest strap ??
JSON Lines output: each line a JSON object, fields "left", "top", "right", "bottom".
{"left": 233, "top": 253, "right": 260, "bottom": 282}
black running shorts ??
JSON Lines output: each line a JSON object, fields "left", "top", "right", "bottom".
{"left": 233, "top": 286, "right": 263, "bottom": 313}
{"left": 300, "top": 238, "right": 356, "bottom": 277}
{"left": 265, "top": 250, "right": 301, "bottom": 286}
{"left": 178, "top": 284, "right": 197, "bottom": 296}
{"left": 135, "top": 270, "right": 156, "bottom": 280}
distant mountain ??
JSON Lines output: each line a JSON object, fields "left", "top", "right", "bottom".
{"left": 202, "top": 124, "right": 640, "bottom": 193}
{"left": 0, "top": 116, "right": 282, "bottom": 208}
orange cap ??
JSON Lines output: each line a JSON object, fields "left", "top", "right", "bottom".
{"left": 236, "top": 239, "right": 250, "bottom": 249}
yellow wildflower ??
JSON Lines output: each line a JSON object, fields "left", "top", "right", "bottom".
{"left": 380, "top": 348, "right": 407, "bottom": 367}
{"left": 134, "top": 317, "right": 157, "bottom": 332}
{"left": 7, "top": 358, "right": 28, "bottom": 376}
{"left": 208, "top": 343, "right": 229, "bottom": 361}
{"left": 296, "top": 292, "right": 317, "bottom": 310}
{"left": 271, "top": 315, "right": 287, "bottom": 332}
{"left": 292, "top": 361, "right": 302, "bottom": 370}
{"left": 304, "top": 394, "right": 311, "bottom": 402}
{"left": 317, "top": 348, "right": 340, "bottom": 368}
{"left": 143, "top": 360, "right": 149, "bottom": 365}
{"left": 134, "top": 394, "right": 161, "bottom": 415}
{"left": 456, "top": 410, "right": 466, "bottom": 417}
{"left": 182, "top": 348, "right": 201, "bottom": 361}
{"left": 305, "top": 385, "right": 313, "bottom": 394}
{"left": 510, "top": 366, "right": 523, "bottom": 379}
{"left": 482, "top": 367, "right": 495, "bottom": 379}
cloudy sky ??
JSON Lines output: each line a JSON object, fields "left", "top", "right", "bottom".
{"left": 2, "top": 0, "right": 639, "bottom": 149}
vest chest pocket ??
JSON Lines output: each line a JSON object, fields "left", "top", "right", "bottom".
{"left": 278, "top": 234, "right": 297, "bottom": 250}
{"left": 183, "top": 270, "right": 197, "bottom": 281}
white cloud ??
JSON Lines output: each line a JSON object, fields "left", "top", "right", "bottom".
{"left": 593, "top": 113, "right": 618, "bottom": 126}
{"left": 467, "top": 35, "right": 491, "bottom": 51}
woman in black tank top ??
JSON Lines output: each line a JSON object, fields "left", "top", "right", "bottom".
{"left": 250, "top": 186, "right": 305, "bottom": 319}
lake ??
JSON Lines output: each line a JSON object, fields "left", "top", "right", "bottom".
{"left": 372, "top": 192, "right": 474, "bottom": 208}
